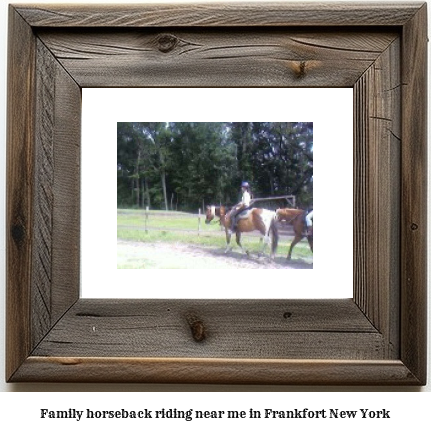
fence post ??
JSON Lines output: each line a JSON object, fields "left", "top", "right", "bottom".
{"left": 198, "top": 208, "right": 201, "bottom": 237}
{"left": 145, "top": 206, "right": 149, "bottom": 234}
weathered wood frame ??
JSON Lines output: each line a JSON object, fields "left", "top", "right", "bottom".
{"left": 6, "top": 2, "right": 427, "bottom": 385}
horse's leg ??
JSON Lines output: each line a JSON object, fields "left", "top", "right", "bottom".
{"left": 304, "top": 220, "right": 313, "bottom": 252}
{"left": 224, "top": 229, "right": 233, "bottom": 254}
{"left": 257, "top": 219, "right": 272, "bottom": 258}
{"left": 307, "top": 235, "right": 313, "bottom": 253}
{"left": 287, "top": 219, "right": 305, "bottom": 260}
{"left": 257, "top": 224, "right": 271, "bottom": 257}
{"left": 269, "top": 217, "right": 278, "bottom": 260}
{"left": 260, "top": 213, "right": 279, "bottom": 259}
{"left": 259, "top": 234, "right": 270, "bottom": 257}
{"left": 287, "top": 235, "right": 302, "bottom": 260}
{"left": 236, "top": 232, "right": 248, "bottom": 255}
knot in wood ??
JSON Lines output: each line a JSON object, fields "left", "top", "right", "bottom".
{"left": 294, "top": 61, "right": 307, "bottom": 78}
{"left": 11, "top": 222, "right": 26, "bottom": 246}
{"left": 186, "top": 314, "right": 206, "bottom": 342}
{"left": 411, "top": 223, "right": 419, "bottom": 231}
{"left": 157, "top": 34, "right": 178, "bottom": 53}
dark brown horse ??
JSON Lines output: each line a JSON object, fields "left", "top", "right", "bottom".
{"left": 276, "top": 208, "right": 313, "bottom": 260}
{"left": 205, "top": 205, "right": 279, "bottom": 259}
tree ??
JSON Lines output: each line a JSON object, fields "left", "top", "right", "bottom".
{"left": 117, "top": 122, "right": 313, "bottom": 211}
{"left": 117, "top": 122, "right": 140, "bottom": 207}
{"left": 137, "top": 122, "right": 171, "bottom": 211}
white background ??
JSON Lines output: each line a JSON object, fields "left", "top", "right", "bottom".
{"left": 81, "top": 87, "right": 353, "bottom": 299}
{"left": 0, "top": 0, "right": 429, "bottom": 414}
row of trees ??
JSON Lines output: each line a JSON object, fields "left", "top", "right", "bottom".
{"left": 117, "top": 122, "right": 313, "bottom": 212}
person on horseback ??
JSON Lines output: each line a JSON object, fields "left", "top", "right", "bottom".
{"left": 228, "top": 181, "right": 252, "bottom": 235}
{"left": 305, "top": 208, "right": 313, "bottom": 237}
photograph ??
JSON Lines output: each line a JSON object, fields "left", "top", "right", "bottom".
{"left": 117, "top": 122, "right": 313, "bottom": 270}
{"left": 81, "top": 87, "right": 351, "bottom": 300}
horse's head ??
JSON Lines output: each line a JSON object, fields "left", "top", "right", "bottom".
{"left": 205, "top": 205, "right": 216, "bottom": 224}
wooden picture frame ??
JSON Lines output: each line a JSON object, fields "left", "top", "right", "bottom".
{"left": 6, "top": 2, "right": 427, "bottom": 385}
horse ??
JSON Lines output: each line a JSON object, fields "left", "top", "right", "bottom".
{"left": 276, "top": 208, "right": 313, "bottom": 260}
{"left": 205, "top": 205, "right": 279, "bottom": 259}
{"left": 206, "top": 205, "right": 229, "bottom": 226}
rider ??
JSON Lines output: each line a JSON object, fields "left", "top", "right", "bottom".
{"left": 305, "top": 208, "right": 313, "bottom": 236}
{"left": 228, "top": 181, "right": 252, "bottom": 234}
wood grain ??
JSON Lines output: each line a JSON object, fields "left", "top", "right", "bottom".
{"left": 12, "top": 357, "right": 420, "bottom": 385}
{"left": 400, "top": 3, "right": 428, "bottom": 385}
{"left": 32, "top": 40, "right": 56, "bottom": 347}
{"left": 50, "top": 53, "right": 81, "bottom": 325}
{"left": 6, "top": 7, "right": 36, "bottom": 381}
{"left": 32, "top": 299, "right": 382, "bottom": 359}
{"left": 32, "top": 40, "right": 81, "bottom": 347}
{"left": 37, "top": 29, "right": 398, "bottom": 87}
{"left": 15, "top": 2, "right": 423, "bottom": 27}
{"left": 353, "top": 38, "right": 401, "bottom": 358}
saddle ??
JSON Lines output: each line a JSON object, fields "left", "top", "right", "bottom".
{"left": 237, "top": 209, "right": 252, "bottom": 219}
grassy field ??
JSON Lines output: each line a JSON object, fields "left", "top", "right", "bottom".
{"left": 117, "top": 209, "right": 204, "bottom": 230}
{"left": 117, "top": 209, "right": 313, "bottom": 260}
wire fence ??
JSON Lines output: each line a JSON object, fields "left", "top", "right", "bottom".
{"left": 117, "top": 208, "right": 296, "bottom": 238}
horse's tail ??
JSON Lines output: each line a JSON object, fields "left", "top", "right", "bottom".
{"left": 270, "top": 215, "right": 279, "bottom": 256}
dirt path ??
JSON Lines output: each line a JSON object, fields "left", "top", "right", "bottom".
{"left": 117, "top": 240, "right": 313, "bottom": 269}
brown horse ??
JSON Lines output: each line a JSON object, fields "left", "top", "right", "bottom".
{"left": 205, "top": 205, "right": 279, "bottom": 259}
{"left": 276, "top": 208, "right": 313, "bottom": 260}
{"left": 206, "top": 205, "right": 229, "bottom": 226}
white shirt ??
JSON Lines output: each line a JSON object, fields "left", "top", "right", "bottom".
{"left": 305, "top": 210, "right": 313, "bottom": 227}
{"left": 241, "top": 191, "right": 251, "bottom": 206}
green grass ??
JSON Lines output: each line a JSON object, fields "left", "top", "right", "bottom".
{"left": 117, "top": 209, "right": 313, "bottom": 259}
{"left": 117, "top": 209, "right": 219, "bottom": 231}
